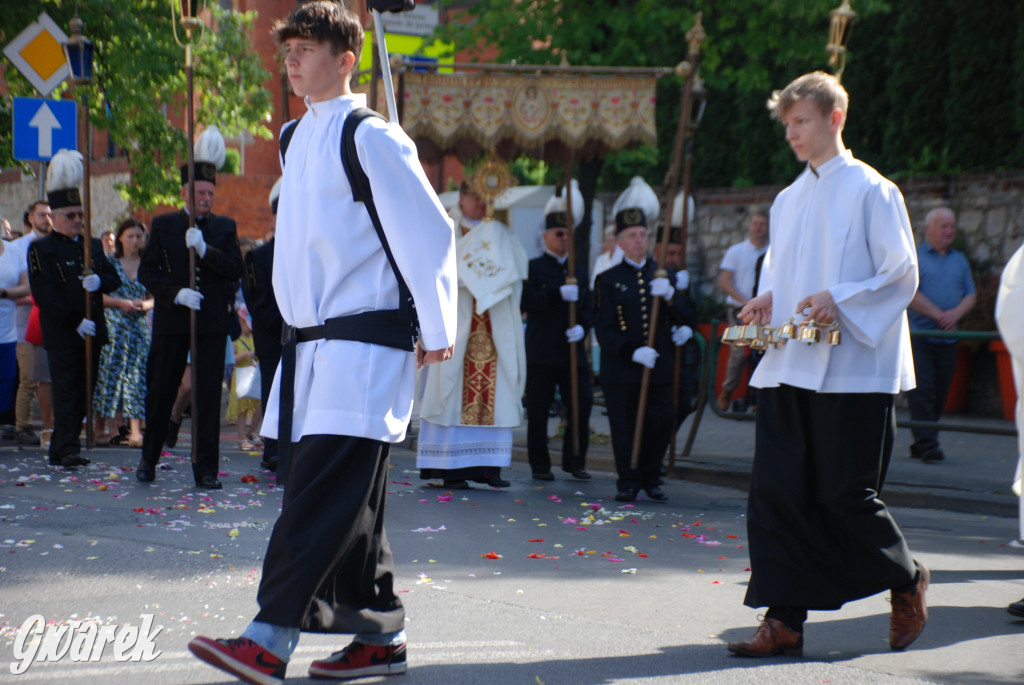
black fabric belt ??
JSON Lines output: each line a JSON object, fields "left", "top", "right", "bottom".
{"left": 277, "top": 309, "right": 415, "bottom": 483}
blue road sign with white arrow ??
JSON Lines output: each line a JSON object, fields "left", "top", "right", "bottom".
{"left": 12, "top": 97, "right": 77, "bottom": 162}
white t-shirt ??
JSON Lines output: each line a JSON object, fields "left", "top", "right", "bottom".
{"left": 12, "top": 231, "right": 42, "bottom": 343}
{"left": 720, "top": 239, "right": 768, "bottom": 307}
{"left": 0, "top": 242, "right": 27, "bottom": 344}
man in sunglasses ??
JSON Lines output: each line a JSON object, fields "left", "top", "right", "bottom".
{"left": 28, "top": 149, "right": 120, "bottom": 468}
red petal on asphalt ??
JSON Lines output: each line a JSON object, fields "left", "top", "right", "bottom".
{"left": 727, "top": 535, "right": 739, "bottom": 539}
{"left": 481, "top": 551, "right": 502, "bottom": 559}
{"left": 527, "top": 553, "right": 546, "bottom": 558}
{"left": 681, "top": 533, "right": 695, "bottom": 538}
{"left": 529, "top": 539, "right": 545, "bottom": 543}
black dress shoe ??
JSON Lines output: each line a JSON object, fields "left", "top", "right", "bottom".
{"left": 260, "top": 458, "right": 278, "bottom": 472}
{"left": 614, "top": 488, "right": 638, "bottom": 502}
{"left": 644, "top": 486, "right": 669, "bottom": 502}
{"left": 55, "top": 453, "right": 90, "bottom": 468}
{"left": 165, "top": 419, "right": 181, "bottom": 448}
{"left": 196, "top": 475, "right": 223, "bottom": 490}
{"left": 532, "top": 471, "right": 555, "bottom": 481}
{"left": 569, "top": 469, "right": 592, "bottom": 481}
{"left": 136, "top": 459, "right": 156, "bottom": 482}
{"left": 922, "top": 448, "right": 945, "bottom": 463}
{"left": 443, "top": 479, "right": 470, "bottom": 489}
{"left": 483, "top": 477, "right": 511, "bottom": 488}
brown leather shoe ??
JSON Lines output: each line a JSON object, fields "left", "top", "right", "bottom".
{"left": 890, "top": 562, "right": 929, "bottom": 650}
{"left": 727, "top": 618, "right": 803, "bottom": 657}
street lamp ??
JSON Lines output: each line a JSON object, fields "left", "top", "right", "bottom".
{"left": 62, "top": 15, "right": 97, "bottom": 448}
{"left": 826, "top": 0, "right": 857, "bottom": 83}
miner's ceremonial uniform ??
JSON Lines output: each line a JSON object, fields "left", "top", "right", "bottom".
{"left": 29, "top": 232, "right": 120, "bottom": 464}
{"left": 138, "top": 208, "right": 243, "bottom": 483}
{"left": 595, "top": 257, "right": 694, "bottom": 495}
{"left": 522, "top": 248, "right": 593, "bottom": 479}
{"left": 242, "top": 237, "right": 282, "bottom": 467}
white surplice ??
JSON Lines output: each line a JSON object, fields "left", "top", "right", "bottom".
{"left": 261, "top": 94, "right": 457, "bottom": 444}
{"left": 417, "top": 212, "right": 527, "bottom": 470}
{"left": 995, "top": 241, "right": 1024, "bottom": 540}
{"left": 751, "top": 150, "right": 918, "bottom": 394}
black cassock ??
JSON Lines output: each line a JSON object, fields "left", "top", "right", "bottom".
{"left": 744, "top": 385, "right": 917, "bottom": 609}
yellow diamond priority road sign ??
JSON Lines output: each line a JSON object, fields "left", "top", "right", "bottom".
{"left": 2, "top": 13, "right": 70, "bottom": 96}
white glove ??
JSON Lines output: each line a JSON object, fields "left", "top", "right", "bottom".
{"left": 185, "top": 227, "right": 207, "bottom": 258}
{"left": 81, "top": 274, "right": 101, "bottom": 292}
{"left": 650, "top": 277, "right": 673, "bottom": 300}
{"left": 174, "top": 288, "right": 204, "bottom": 311}
{"left": 76, "top": 318, "right": 96, "bottom": 339}
{"left": 565, "top": 325, "right": 585, "bottom": 343}
{"left": 672, "top": 324, "right": 693, "bottom": 346}
{"left": 631, "top": 346, "right": 658, "bottom": 369}
{"left": 675, "top": 270, "right": 690, "bottom": 290}
{"left": 559, "top": 284, "right": 579, "bottom": 302}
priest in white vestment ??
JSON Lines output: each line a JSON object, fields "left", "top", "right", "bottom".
{"left": 995, "top": 242, "right": 1024, "bottom": 558}
{"left": 417, "top": 183, "right": 528, "bottom": 488}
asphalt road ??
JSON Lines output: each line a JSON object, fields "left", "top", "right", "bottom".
{"left": 1, "top": 443, "right": 1022, "bottom": 684}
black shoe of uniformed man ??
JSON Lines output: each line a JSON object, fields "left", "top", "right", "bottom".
{"left": 137, "top": 458, "right": 156, "bottom": 482}
{"left": 196, "top": 475, "right": 223, "bottom": 490}
{"left": 615, "top": 488, "right": 638, "bottom": 502}
{"left": 51, "top": 453, "right": 90, "bottom": 468}
{"left": 644, "top": 486, "right": 669, "bottom": 502}
{"left": 532, "top": 471, "right": 555, "bottom": 481}
{"left": 567, "top": 469, "right": 592, "bottom": 481}
{"left": 166, "top": 419, "right": 181, "bottom": 448}
{"left": 260, "top": 458, "right": 278, "bottom": 472}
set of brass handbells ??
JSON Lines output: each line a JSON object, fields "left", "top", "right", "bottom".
{"left": 721, "top": 318, "right": 842, "bottom": 350}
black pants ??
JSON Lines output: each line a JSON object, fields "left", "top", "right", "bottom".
{"left": 47, "top": 341, "right": 99, "bottom": 462}
{"left": 604, "top": 381, "right": 673, "bottom": 491}
{"left": 142, "top": 332, "right": 226, "bottom": 481}
{"left": 255, "top": 434, "right": 404, "bottom": 634}
{"left": 525, "top": 363, "right": 593, "bottom": 474}
{"left": 744, "top": 386, "right": 916, "bottom": 610}
{"left": 252, "top": 327, "right": 282, "bottom": 461}
{"left": 907, "top": 338, "right": 958, "bottom": 454}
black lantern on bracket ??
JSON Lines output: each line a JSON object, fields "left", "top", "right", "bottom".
{"left": 63, "top": 15, "right": 94, "bottom": 86}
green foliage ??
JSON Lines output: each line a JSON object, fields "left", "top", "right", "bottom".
{"left": 1, "top": 2, "right": 272, "bottom": 209}
{"left": 222, "top": 147, "right": 241, "bottom": 176}
{"left": 509, "top": 156, "right": 551, "bottom": 186}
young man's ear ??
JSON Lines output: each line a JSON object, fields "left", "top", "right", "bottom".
{"left": 830, "top": 107, "right": 845, "bottom": 131}
{"left": 339, "top": 50, "right": 357, "bottom": 75}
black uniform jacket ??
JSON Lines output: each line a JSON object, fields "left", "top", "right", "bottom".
{"left": 28, "top": 233, "right": 121, "bottom": 349}
{"left": 241, "top": 238, "right": 283, "bottom": 342}
{"left": 139, "top": 210, "right": 243, "bottom": 337}
{"left": 594, "top": 259, "right": 696, "bottom": 385}
{"left": 521, "top": 252, "right": 593, "bottom": 368}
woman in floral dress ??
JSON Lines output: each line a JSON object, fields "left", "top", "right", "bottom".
{"left": 93, "top": 218, "right": 153, "bottom": 446}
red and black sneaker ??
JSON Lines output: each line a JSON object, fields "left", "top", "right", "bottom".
{"left": 308, "top": 640, "right": 407, "bottom": 679}
{"left": 188, "top": 636, "right": 287, "bottom": 685}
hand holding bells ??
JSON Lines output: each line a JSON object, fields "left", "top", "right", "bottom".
{"left": 721, "top": 317, "right": 840, "bottom": 349}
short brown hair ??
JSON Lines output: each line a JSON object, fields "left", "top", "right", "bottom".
{"left": 272, "top": 1, "right": 363, "bottom": 63}
{"left": 767, "top": 71, "right": 849, "bottom": 123}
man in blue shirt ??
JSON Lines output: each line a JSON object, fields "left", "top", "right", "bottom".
{"left": 907, "top": 208, "right": 976, "bottom": 462}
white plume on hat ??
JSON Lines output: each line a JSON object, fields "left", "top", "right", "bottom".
{"left": 670, "top": 189, "right": 696, "bottom": 228}
{"left": 612, "top": 176, "right": 660, "bottom": 225}
{"left": 45, "top": 149, "right": 84, "bottom": 193}
{"left": 268, "top": 176, "right": 283, "bottom": 206}
{"left": 195, "top": 125, "right": 226, "bottom": 169}
{"left": 543, "top": 179, "right": 585, "bottom": 227}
